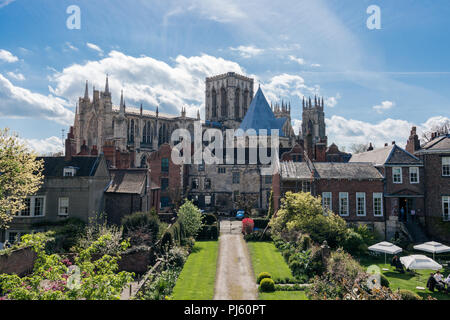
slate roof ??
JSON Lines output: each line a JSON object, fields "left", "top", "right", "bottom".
{"left": 237, "top": 87, "right": 287, "bottom": 136}
{"left": 279, "top": 161, "right": 383, "bottom": 180}
{"left": 106, "top": 169, "right": 147, "bottom": 194}
{"left": 38, "top": 156, "right": 101, "bottom": 177}
{"left": 418, "top": 134, "right": 450, "bottom": 153}
{"left": 349, "top": 144, "right": 422, "bottom": 166}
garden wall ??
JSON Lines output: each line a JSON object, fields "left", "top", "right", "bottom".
{"left": 0, "top": 247, "right": 37, "bottom": 276}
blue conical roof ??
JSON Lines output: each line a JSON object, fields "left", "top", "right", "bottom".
{"left": 237, "top": 87, "right": 286, "bottom": 136}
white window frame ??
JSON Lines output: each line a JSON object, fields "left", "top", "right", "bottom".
{"left": 443, "top": 157, "right": 450, "bottom": 177}
{"left": 205, "top": 195, "right": 212, "bottom": 206}
{"left": 409, "top": 167, "right": 419, "bottom": 184}
{"left": 322, "top": 192, "right": 332, "bottom": 212}
{"left": 16, "top": 196, "right": 46, "bottom": 218}
{"left": 356, "top": 192, "right": 366, "bottom": 217}
{"left": 302, "top": 181, "right": 311, "bottom": 193}
{"left": 58, "top": 197, "right": 69, "bottom": 216}
{"left": 443, "top": 196, "right": 450, "bottom": 222}
{"left": 339, "top": 192, "right": 349, "bottom": 216}
{"left": 373, "top": 193, "right": 384, "bottom": 217}
{"left": 392, "top": 167, "right": 402, "bottom": 184}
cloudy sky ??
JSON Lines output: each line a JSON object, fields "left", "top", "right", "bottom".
{"left": 0, "top": 0, "right": 449, "bottom": 154}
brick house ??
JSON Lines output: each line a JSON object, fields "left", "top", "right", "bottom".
{"left": 350, "top": 143, "right": 425, "bottom": 226}
{"left": 147, "top": 143, "right": 184, "bottom": 213}
{"left": 272, "top": 161, "right": 387, "bottom": 236}
{"left": 412, "top": 132, "right": 450, "bottom": 242}
{"left": 0, "top": 155, "right": 110, "bottom": 245}
{"left": 104, "top": 169, "right": 151, "bottom": 225}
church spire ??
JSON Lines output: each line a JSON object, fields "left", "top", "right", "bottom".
{"left": 84, "top": 80, "right": 89, "bottom": 100}
{"left": 105, "top": 74, "right": 110, "bottom": 94}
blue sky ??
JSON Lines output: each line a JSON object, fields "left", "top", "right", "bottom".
{"left": 0, "top": 0, "right": 449, "bottom": 154}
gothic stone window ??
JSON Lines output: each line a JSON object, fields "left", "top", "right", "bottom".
{"left": 243, "top": 89, "right": 249, "bottom": 115}
{"left": 192, "top": 178, "right": 199, "bottom": 190}
{"left": 161, "top": 178, "right": 169, "bottom": 191}
{"left": 143, "top": 121, "right": 152, "bottom": 144}
{"left": 235, "top": 87, "right": 240, "bottom": 119}
{"left": 212, "top": 89, "right": 217, "bottom": 118}
{"left": 221, "top": 87, "right": 227, "bottom": 117}
{"left": 204, "top": 178, "right": 211, "bottom": 189}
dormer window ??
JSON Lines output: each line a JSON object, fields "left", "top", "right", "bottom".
{"left": 63, "top": 167, "right": 77, "bottom": 177}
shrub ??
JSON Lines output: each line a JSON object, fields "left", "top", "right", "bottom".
{"left": 342, "top": 229, "right": 367, "bottom": 256}
{"left": 242, "top": 218, "right": 254, "bottom": 235}
{"left": 121, "top": 211, "right": 160, "bottom": 246}
{"left": 244, "top": 230, "right": 272, "bottom": 242}
{"left": 178, "top": 200, "right": 203, "bottom": 238}
{"left": 202, "top": 213, "right": 218, "bottom": 225}
{"left": 259, "top": 278, "right": 275, "bottom": 292}
{"left": 196, "top": 223, "right": 219, "bottom": 241}
{"left": 257, "top": 272, "right": 272, "bottom": 284}
{"left": 399, "top": 289, "right": 421, "bottom": 300}
{"left": 270, "top": 192, "right": 348, "bottom": 248}
{"left": 380, "top": 274, "right": 390, "bottom": 288}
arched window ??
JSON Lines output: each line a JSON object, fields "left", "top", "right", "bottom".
{"left": 142, "top": 121, "right": 147, "bottom": 143}
{"left": 235, "top": 88, "right": 240, "bottom": 119}
{"left": 130, "top": 119, "right": 135, "bottom": 143}
{"left": 212, "top": 89, "right": 217, "bottom": 118}
{"left": 243, "top": 89, "right": 249, "bottom": 116}
{"left": 221, "top": 87, "right": 227, "bottom": 117}
{"left": 147, "top": 122, "right": 152, "bottom": 144}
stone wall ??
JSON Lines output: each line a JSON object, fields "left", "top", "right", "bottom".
{"left": 0, "top": 247, "right": 37, "bottom": 276}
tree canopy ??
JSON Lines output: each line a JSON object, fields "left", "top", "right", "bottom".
{"left": 0, "top": 128, "right": 44, "bottom": 229}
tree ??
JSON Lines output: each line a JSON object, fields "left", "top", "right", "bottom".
{"left": 177, "top": 199, "right": 203, "bottom": 238}
{"left": 266, "top": 190, "right": 274, "bottom": 219}
{"left": 270, "top": 192, "right": 348, "bottom": 248}
{"left": 235, "top": 193, "right": 258, "bottom": 215}
{"left": 350, "top": 143, "right": 369, "bottom": 154}
{"left": 422, "top": 120, "right": 450, "bottom": 142}
{"left": 0, "top": 128, "right": 44, "bottom": 229}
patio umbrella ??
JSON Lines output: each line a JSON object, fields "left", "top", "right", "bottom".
{"left": 368, "top": 241, "right": 403, "bottom": 265}
{"left": 413, "top": 241, "right": 450, "bottom": 260}
{"left": 400, "top": 255, "right": 443, "bottom": 271}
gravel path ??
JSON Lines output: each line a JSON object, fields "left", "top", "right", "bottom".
{"left": 213, "top": 221, "right": 258, "bottom": 300}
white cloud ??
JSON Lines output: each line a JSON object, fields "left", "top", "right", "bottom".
{"left": 325, "top": 93, "right": 341, "bottom": 108}
{"left": 288, "top": 55, "right": 305, "bottom": 65}
{"left": 6, "top": 71, "right": 25, "bottom": 81}
{"left": 0, "top": 0, "right": 15, "bottom": 8}
{"left": 230, "top": 45, "right": 264, "bottom": 58}
{"left": 180, "top": 0, "right": 246, "bottom": 23}
{"left": 86, "top": 43, "right": 104, "bottom": 56}
{"left": 49, "top": 50, "right": 245, "bottom": 117}
{"left": 0, "top": 49, "right": 18, "bottom": 63}
{"left": 0, "top": 73, "right": 73, "bottom": 125}
{"left": 311, "top": 63, "right": 321, "bottom": 67}
{"left": 64, "top": 42, "right": 78, "bottom": 52}
{"left": 373, "top": 100, "right": 395, "bottom": 114}
{"left": 262, "top": 73, "right": 316, "bottom": 104}
{"left": 326, "top": 115, "right": 450, "bottom": 150}
{"left": 22, "top": 136, "right": 64, "bottom": 156}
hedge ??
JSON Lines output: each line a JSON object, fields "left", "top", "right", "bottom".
{"left": 252, "top": 218, "right": 270, "bottom": 230}
{"left": 196, "top": 223, "right": 219, "bottom": 241}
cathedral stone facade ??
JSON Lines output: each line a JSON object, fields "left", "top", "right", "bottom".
{"left": 72, "top": 77, "right": 198, "bottom": 169}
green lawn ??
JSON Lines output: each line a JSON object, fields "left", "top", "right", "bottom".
{"left": 358, "top": 255, "right": 450, "bottom": 300}
{"left": 172, "top": 241, "right": 219, "bottom": 300}
{"left": 247, "top": 242, "right": 294, "bottom": 282}
{"left": 259, "top": 290, "right": 308, "bottom": 300}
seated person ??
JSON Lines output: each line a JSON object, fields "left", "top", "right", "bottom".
{"left": 391, "top": 255, "right": 404, "bottom": 273}
{"left": 432, "top": 271, "right": 446, "bottom": 292}
{"left": 427, "top": 273, "right": 437, "bottom": 292}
